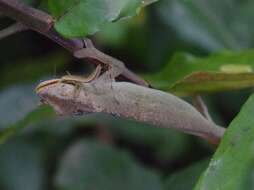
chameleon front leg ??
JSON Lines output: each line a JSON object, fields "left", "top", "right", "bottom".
{"left": 61, "top": 64, "right": 102, "bottom": 84}
{"left": 74, "top": 39, "right": 126, "bottom": 80}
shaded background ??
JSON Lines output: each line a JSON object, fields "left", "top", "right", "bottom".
{"left": 0, "top": 0, "right": 253, "bottom": 190}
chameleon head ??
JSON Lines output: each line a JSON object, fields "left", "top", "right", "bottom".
{"left": 36, "top": 79, "right": 90, "bottom": 116}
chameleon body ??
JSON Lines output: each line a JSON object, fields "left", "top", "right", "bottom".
{"left": 36, "top": 78, "right": 225, "bottom": 144}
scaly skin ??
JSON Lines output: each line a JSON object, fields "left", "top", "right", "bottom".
{"left": 36, "top": 80, "right": 225, "bottom": 144}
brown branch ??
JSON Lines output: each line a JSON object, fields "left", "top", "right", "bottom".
{"left": 43, "top": 28, "right": 84, "bottom": 52}
{"left": 0, "top": 0, "right": 53, "bottom": 32}
{"left": 0, "top": 0, "right": 149, "bottom": 87}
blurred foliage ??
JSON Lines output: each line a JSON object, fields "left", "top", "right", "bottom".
{"left": 157, "top": 0, "right": 254, "bottom": 51}
{"left": 165, "top": 159, "right": 209, "bottom": 190}
{"left": 0, "top": 138, "right": 47, "bottom": 190}
{"left": 1, "top": 0, "right": 254, "bottom": 189}
{"left": 55, "top": 139, "right": 163, "bottom": 190}
{"left": 0, "top": 52, "right": 70, "bottom": 90}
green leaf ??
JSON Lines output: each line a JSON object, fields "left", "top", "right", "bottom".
{"left": 145, "top": 50, "right": 254, "bottom": 96}
{"left": 194, "top": 93, "right": 254, "bottom": 190}
{"left": 95, "top": 19, "right": 131, "bottom": 47}
{"left": 48, "top": 0, "right": 158, "bottom": 38}
{"left": 164, "top": 159, "right": 209, "bottom": 190}
{"left": 55, "top": 139, "right": 163, "bottom": 190}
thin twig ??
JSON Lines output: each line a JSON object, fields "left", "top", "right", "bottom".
{"left": 43, "top": 28, "right": 84, "bottom": 52}
{"left": 192, "top": 95, "right": 213, "bottom": 123}
{"left": 0, "top": 22, "right": 27, "bottom": 40}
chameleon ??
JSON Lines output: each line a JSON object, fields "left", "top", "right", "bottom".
{"left": 36, "top": 64, "right": 225, "bottom": 145}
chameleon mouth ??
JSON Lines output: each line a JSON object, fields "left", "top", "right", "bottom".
{"left": 35, "top": 79, "right": 60, "bottom": 93}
